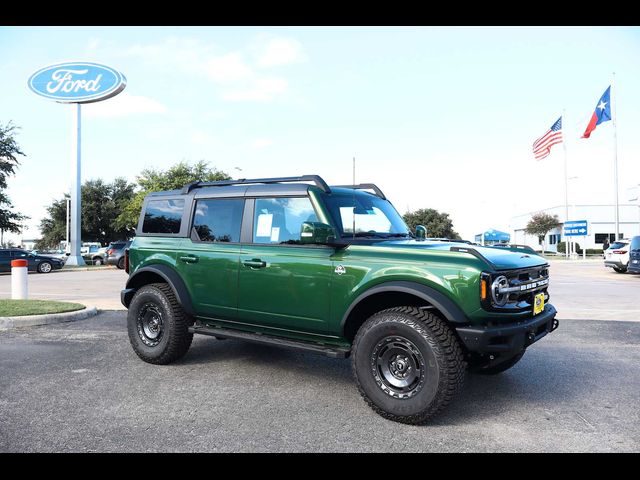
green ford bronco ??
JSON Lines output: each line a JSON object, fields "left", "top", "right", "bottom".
{"left": 121, "top": 175, "right": 558, "bottom": 424}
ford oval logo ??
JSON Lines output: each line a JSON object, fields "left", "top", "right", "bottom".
{"left": 28, "top": 62, "right": 126, "bottom": 104}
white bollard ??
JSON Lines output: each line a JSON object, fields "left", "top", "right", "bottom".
{"left": 11, "top": 259, "right": 29, "bottom": 300}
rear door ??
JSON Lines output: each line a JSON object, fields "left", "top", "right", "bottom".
{"left": 176, "top": 197, "right": 245, "bottom": 320}
{"left": 0, "top": 250, "right": 11, "bottom": 272}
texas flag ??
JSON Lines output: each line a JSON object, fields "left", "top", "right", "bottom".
{"left": 581, "top": 86, "right": 612, "bottom": 138}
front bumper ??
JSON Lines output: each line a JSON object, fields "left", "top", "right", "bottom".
{"left": 455, "top": 304, "right": 558, "bottom": 355}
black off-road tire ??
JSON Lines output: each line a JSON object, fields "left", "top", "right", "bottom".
{"left": 469, "top": 351, "right": 525, "bottom": 375}
{"left": 127, "top": 283, "right": 193, "bottom": 364}
{"left": 352, "top": 306, "right": 466, "bottom": 425}
{"left": 117, "top": 257, "right": 125, "bottom": 270}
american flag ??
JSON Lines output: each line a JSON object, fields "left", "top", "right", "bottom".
{"left": 532, "top": 116, "right": 563, "bottom": 160}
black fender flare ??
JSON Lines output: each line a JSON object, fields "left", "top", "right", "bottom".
{"left": 123, "top": 264, "right": 195, "bottom": 316}
{"left": 340, "top": 281, "right": 469, "bottom": 335}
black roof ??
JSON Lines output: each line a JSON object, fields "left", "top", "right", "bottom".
{"left": 147, "top": 175, "right": 387, "bottom": 199}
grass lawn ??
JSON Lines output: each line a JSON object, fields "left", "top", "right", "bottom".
{"left": 0, "top": 299, "right": 85, "bottom": 317}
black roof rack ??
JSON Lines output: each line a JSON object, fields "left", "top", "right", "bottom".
{"left": 181, "top": 175, "right": 331, "bottom": 194}
{"left": 333, "top": 183, "right": 386, "bottom": 200}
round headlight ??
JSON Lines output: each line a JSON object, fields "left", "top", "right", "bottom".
{"left": 491, "top": 275, "right": 509, "bottom": 306}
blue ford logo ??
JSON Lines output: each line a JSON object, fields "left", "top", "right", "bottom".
{"left": 28, "top": 62, "right": 126, "bottom": 103}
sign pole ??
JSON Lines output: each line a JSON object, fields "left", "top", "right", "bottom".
{"left": 562, "top": 109, "right": 570, "bottom": 259}
{"left": 612, "top": 73, "right": 620, "bottom": 240}
{"left": 65, "top": 103, "right": 85, "bottom": 266}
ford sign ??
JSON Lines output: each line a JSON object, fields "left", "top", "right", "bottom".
{"left": 28, "top": 62, "right": 126, "bottom": 103}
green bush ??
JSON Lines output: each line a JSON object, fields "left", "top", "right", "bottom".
{"left": 558, "top": 242, "right": 603, "bottom": 255}
{"left": 558, "top": 241, "right": 584, "bottom": 254}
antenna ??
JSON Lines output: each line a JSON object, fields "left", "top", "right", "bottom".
{"left": 352, "top": 157, "right": 356, "bottom": 239}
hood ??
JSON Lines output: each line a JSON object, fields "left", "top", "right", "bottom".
{"left": 374, "top": 239, "right": 547, "bottom": 270}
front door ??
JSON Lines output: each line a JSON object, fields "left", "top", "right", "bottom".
{"left": 176, "top": 197, "right": 245, "bottom": 320}
{"left": 237, "top": 196, "right": 333, "bottom": 335}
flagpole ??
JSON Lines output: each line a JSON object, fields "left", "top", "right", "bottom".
{"left": 612, "top": 73, "right": 620, "bottom": 241}
{"left": 562, "top": 109, "right": 570, "bottom": 258}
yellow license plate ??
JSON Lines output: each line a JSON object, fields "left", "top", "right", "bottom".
{"left": 533, "top": 293, "right": 545, "bottom": 315}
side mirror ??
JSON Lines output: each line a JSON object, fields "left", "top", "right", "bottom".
{"left": 416, "top": 225, "right": 427, "bottom": 240}
{"left": 300, "top": 222, "right": 339, "bottom": 245}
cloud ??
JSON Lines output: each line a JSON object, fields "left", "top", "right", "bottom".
{"left": 203, "top": 53, "right": 253, "bottom": 83}
{"left": 256, "top": 37, "right": 305, "bottom": 67}
{"left": 93, "top": 35, "right": 305, "bottom": 103}
{"left": 191, "top": 130, "right": 213, "bottom": 144}
{"left": 222, "top": 77, "right": 288, "bottom": 102}
{"left": 249, "top": 138, "right": 273, "bottom": 149}
{"left": 83, "top": 93, "right": 168, "bottom": 118}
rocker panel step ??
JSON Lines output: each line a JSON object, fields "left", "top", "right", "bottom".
{"left": 189, "top": 325, "right": 351, "bottom": 358}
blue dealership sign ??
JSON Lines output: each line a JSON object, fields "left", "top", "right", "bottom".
{"left": 563, "top": 220, "right": 588, "bottom": 236}
{"left": 28, "top": 62, "right": 126, "bottom": 103}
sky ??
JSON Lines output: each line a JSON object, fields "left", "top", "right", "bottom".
{"left": 1, "top": 26, "right": 639, "bottom": 244}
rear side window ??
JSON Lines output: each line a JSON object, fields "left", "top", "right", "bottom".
{"left": 192, "top": 198, "right": 244, "bottom": 243}
{"left": 142, "top": 199, "right": 185, "bottom": 234}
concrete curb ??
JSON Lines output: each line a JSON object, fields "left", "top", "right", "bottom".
{"left": 0, "top": 306, "right": 99, "bottom": 330}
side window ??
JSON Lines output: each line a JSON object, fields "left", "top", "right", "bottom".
{"left": 253, "top": 197, "right": 318, "bottom": 244}
{"left": 142, "top": 199, "right": 185, "bottom": 234}
{"left": 192, "top": 198, "right": 244, "bottom": 243}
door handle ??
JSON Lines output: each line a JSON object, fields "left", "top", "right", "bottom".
{"left": 179, "top": 255, "right": 199, "bottom": 264}
{"left": 243, "top": 259, "right": 267, "bottom": 268}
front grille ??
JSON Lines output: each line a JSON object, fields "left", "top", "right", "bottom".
{"left": 493, "top": 266, "right": 550, "bottom": 312}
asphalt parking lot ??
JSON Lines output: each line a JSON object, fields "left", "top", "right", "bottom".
{"left": 0, "top": 260, "right": 639, "bottom": 452}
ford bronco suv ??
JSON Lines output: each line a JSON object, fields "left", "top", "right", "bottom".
{"left": 121, "top": 175, "right": 558, "bottom": 424}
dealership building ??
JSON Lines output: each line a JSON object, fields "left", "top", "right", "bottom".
{"left": 510, "top": 204, "right": 640, "bottom": 252}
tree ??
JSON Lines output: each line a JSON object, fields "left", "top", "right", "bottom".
{"left": 36, "top": 195, "right": 69, "bottom": 250}
{"left": 403, "top": 208, "right": 461, "bottom": 239}
{"left": 0, "top": 121, "right": 29, "bottom": 239}
{"left": 115, "top": 160, "right": 230, "bottom": 233}
{"left": 36, "top": 177, "right": 136, "bottom": 249}
{"left": 525, "top": 212, "right": 559, "bottom": 253}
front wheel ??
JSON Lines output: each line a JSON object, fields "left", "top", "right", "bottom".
{"left": 37, "top": 261, "right": 53, "bottom": 273}
{"left": 352, "top": 306, "right": 466, "bottom": 425}
{"left": 127, "top": 283, "right": 193, "bottom": 364}
{"left": 93, "top": 257, "right": 103, "bottom": 266}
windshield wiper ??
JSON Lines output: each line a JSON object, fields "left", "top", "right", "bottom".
{"left": 384, "top": 233, "right": 412, "bottom": 238}
{"left": 351, "top": 232, "right": 388, "bottom": 238}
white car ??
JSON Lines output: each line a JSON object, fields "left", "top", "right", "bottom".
{"left": 604, "top": 239, "right": 630, "bottom": 273}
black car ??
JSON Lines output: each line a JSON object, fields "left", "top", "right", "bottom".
{"left": 628, "top": 236, "right": 640, "bottom": 274}
{"left": 106, "top": 240, "right": 132, "bottom": 269}
{"left": 0, "top": 249, "right": 64, "bottom": 273}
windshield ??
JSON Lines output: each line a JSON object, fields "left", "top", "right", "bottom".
{"left": 323, "top": 191, "right": 410, "bottom": 238}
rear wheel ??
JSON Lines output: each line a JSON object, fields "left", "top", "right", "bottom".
{"left": 127, "top": 283, "right": 193, "bottom": 364}
{"left": 352, "top": 306, "right": 466, "bottom": 425}
{"left": 117, "top": 257, "right": 125, "bottom": 269}
{"left": 613, "top": 264, "right": 628, "bottom": 273}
